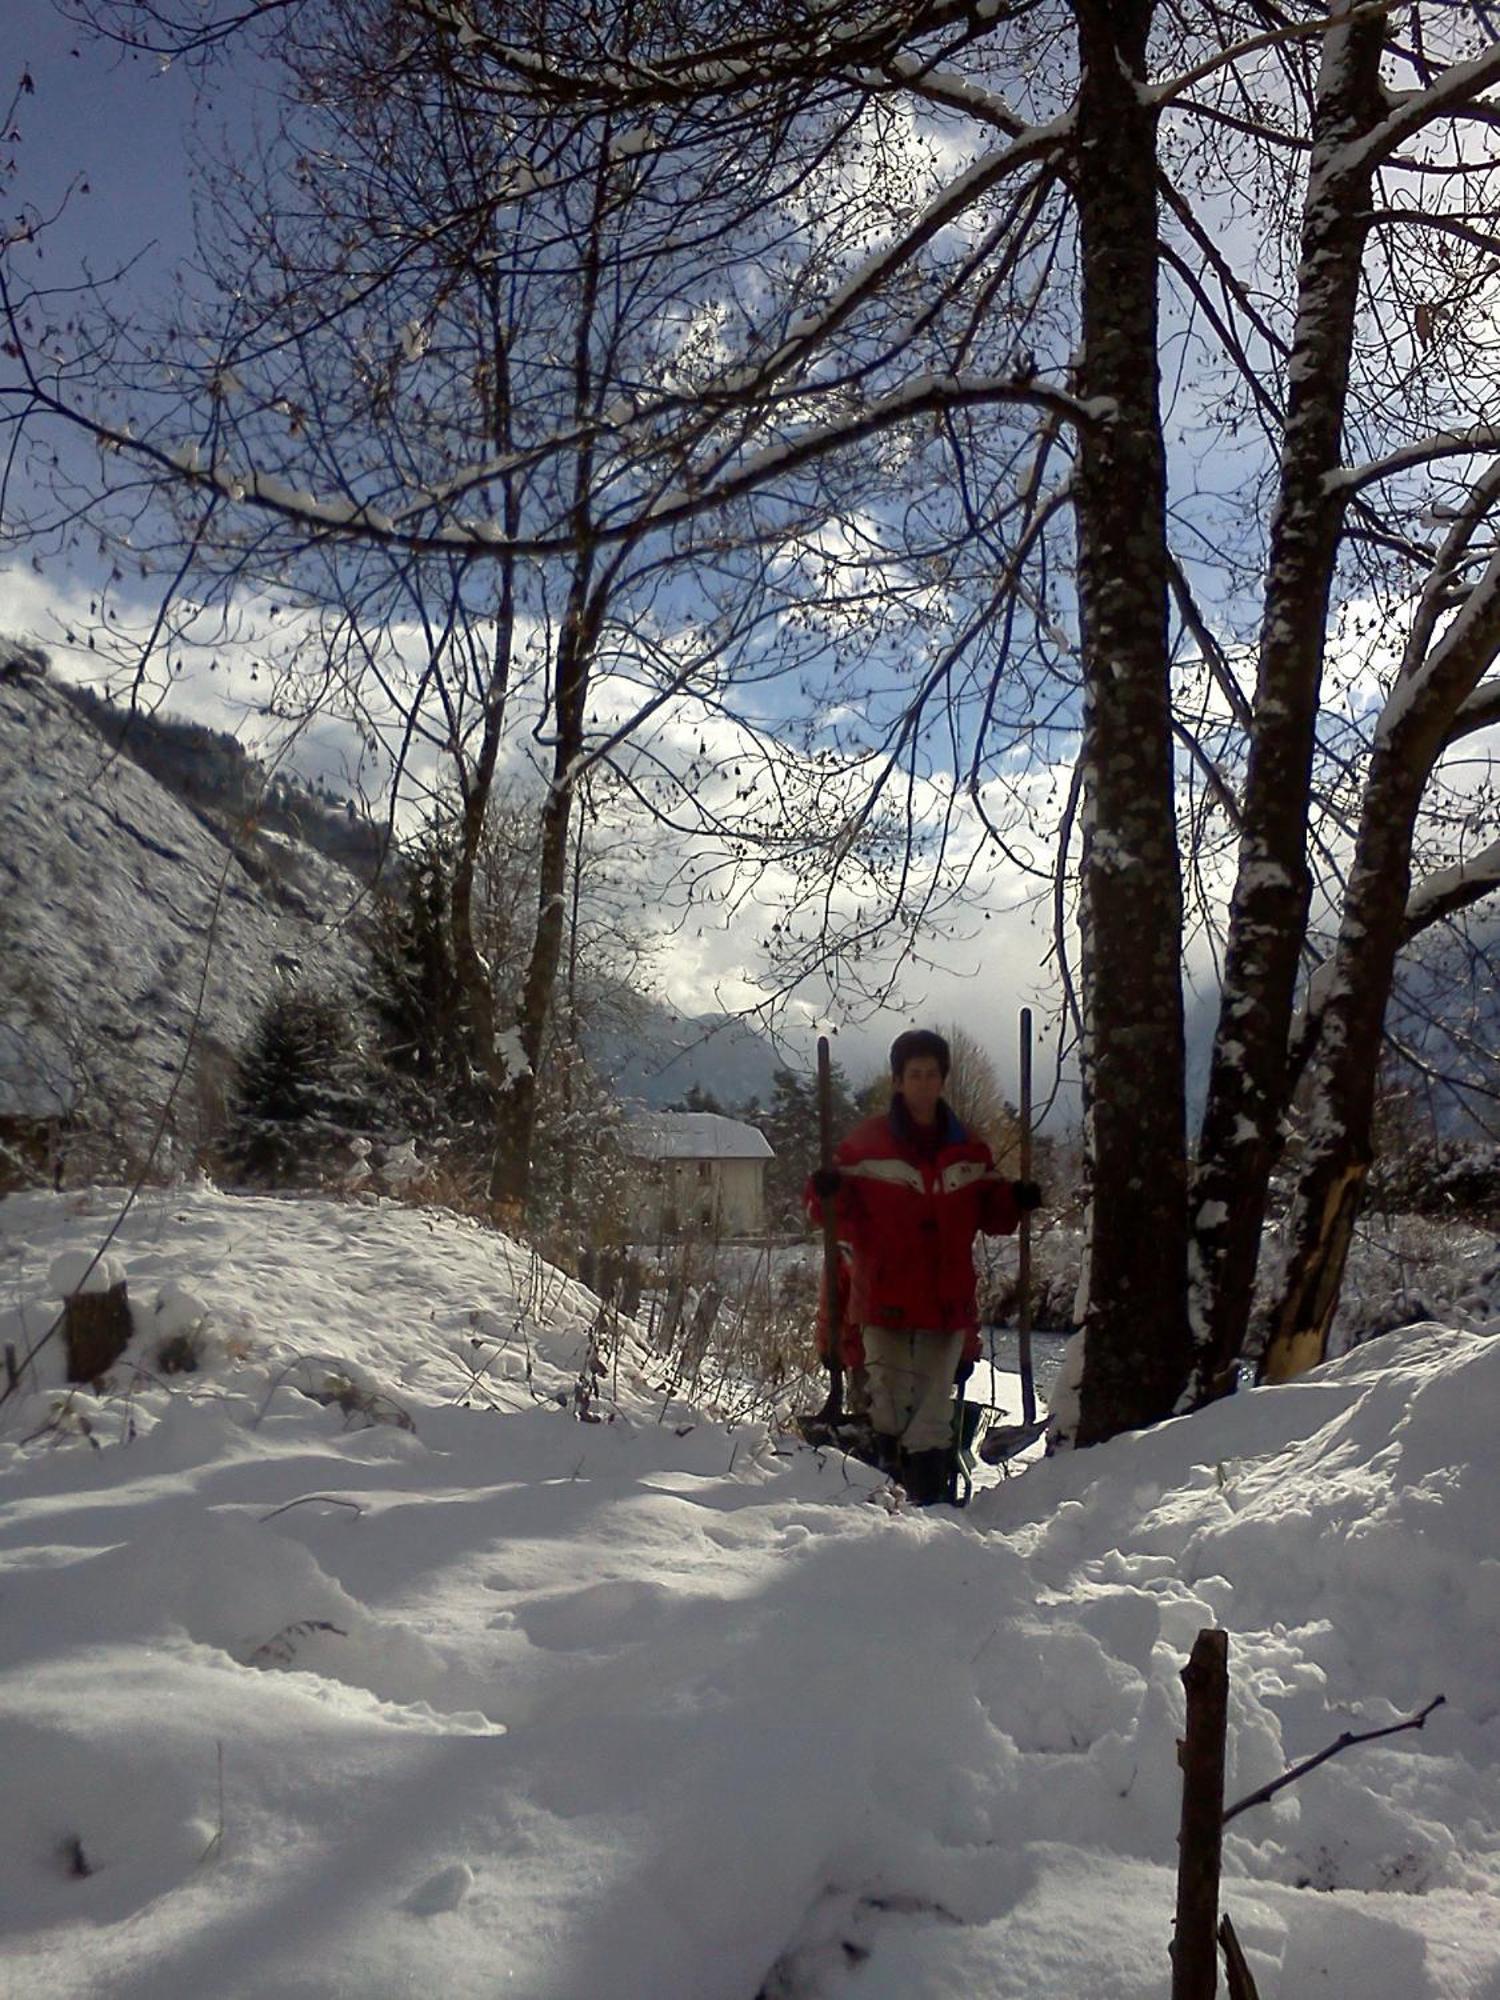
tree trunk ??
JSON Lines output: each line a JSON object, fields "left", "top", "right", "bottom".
{"left": 1262, "top": 557, "right": 1500, "bottom": 1379}
{"left": 1186, "top": 10, "right": 1391, "bottom": 1402}
{"left": 487, "top": 592, "right": 598, "bottom": 1217}
{"left": 1069, "top": 0, "right": 1191, "bottom": 1444}
{"left": 487, "top": 140, "right": 614, "bottom": 1222}
{"left": 451, "top": 289, "right": 522, "bottom": 1121}
{"left": 64, "top": 1279, "right": 133, "bottom": 1383}
{"left": 449, "top": 609, "right": 515, "bottom": 1114}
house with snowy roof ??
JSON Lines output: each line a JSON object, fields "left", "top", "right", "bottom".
{"left": 621, "top": 1111, "right": 774, "bottom": 1240}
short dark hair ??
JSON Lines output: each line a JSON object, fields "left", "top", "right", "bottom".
{"left": 890, "top": 1028, "right": 950, "bottom": 1080}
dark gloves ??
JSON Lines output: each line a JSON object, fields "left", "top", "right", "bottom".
{"left": 1012, "top": 1179, "right": 1043, "bottom": 1212}
{"left": 810, "top": 1166, "right": 843, "bottom": 1198}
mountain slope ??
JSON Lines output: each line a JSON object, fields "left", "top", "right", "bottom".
{"left": 0, "top": 654, "right": 365, "bottom": 1162}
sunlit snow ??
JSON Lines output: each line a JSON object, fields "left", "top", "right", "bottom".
{"left": 3, "top": 1187, "right": 1499, "bottom": 1998}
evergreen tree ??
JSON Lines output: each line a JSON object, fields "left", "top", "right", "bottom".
{"left": 750, "top": 1063, "right": 857, "bottom": 1233}
{"left": 224, "top": 987, "right": 376, "bottom": 1188}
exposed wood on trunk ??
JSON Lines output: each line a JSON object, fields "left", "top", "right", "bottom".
{"left": 1218, "top": 1914, "right": 1262, "bottom": 2000}
{"left": 1262, "top": 1157, "right": 1367, "bottom": 1382}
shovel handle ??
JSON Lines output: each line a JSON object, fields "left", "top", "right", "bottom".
{"left": 817, "top": 1035, "right": 844, "bottom": 1421}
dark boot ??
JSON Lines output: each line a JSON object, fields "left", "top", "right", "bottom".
{"left": 900, "top": 1447, "right": 953, "bottom": 1507}
{"left": 859, "top": 1430, "right": 899, "bottom": 1479}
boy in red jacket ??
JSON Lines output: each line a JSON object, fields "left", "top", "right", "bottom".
{"left": 808, "top": 1029, "right": 1041, "bottom": 1504}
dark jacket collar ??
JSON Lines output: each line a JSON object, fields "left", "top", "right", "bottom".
{"left": 889, "top": 1093, "right": 966, "bottom": 1149}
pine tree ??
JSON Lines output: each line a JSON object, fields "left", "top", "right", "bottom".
{"left": 224, "top": 987, "right": 375, "bottom": 1188}
{"left": 751, "top": 1063, "right": 857, "bottom": 1233}
{"left": 366, "top": 831, "right": 500, "bottom": 1163}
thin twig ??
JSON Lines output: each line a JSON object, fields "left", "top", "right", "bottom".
{"left": 1222, "top": 1695, "right": 1446, "bottom": 1826}
{"left": 258, "top": 1493, "right": 365, "bottom": 1523}
{"left": 198, "top": 1741, "right": 226, "bottom": 1865}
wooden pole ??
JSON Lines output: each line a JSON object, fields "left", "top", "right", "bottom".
{"left": 1172, "top": 1627, "right": 1230, "bottom": 2000}
{"left": 816, "top": 1036, "right": 843, "bottom": 1423}
{"left": 1017, "top": 1007, "right": 1036, "bottom": 1428}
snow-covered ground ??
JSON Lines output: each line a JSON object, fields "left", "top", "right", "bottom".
{"left": 2, "top": 1186, "right": 1498, "bottom": 1999}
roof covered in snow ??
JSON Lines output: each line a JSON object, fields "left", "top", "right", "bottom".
{"left": 622, "top": 1110, "right": 773, "bottom": 1161}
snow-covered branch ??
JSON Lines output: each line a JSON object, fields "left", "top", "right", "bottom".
{"left": 1148, "top": 4, "right": 1392, "bottom": 113}
{"left": 30, "top": 360, "right": 1095, "bottom": 561}
{"left": 1327, "top": 426, "right": 1500, "bottom": 497}
{"left": 1445, "top": 679, "right": 1500, "bottom": 747}
{"left": 850, "top": 54, "right": 1028, "bottom": 135}
{"left": 399, "top": 0, "right": 1005, "bottom": 109}
{"left": 1401, "top": 839, "right": 1500, "bottom": 937}
{"left": 1335, "top": 39, "right": 1500, "bottom": 176}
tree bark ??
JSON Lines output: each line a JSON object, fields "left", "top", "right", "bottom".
{"left": 1187, "top": 9, "right": 1391, "bottom": 1401}
{"left": 487, "top": 134, "right": 616, "bottom": 1220}
{"left": 1262, "top": 554, "right": 1500, "bottom": 1379}
{"left": 487, "top": 582, "right": 600, "bottom": 1215}
{"left": 1070, "top": 0, "right": 1192, "bottom": 1444}
{"left": 64, "top": 1279, "right": 133, "bottom": 1383}
{"left": 450, "top": 275, "right": 523, "bottom": 1120}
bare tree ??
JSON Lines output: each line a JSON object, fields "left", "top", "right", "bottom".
{"left": 6, "top": 0, "right": 912, "bottom": 1216}
{"left": 937, "top": 1023, "right": 1017, "bottom": 1158}
{"left": 9, "top": 0, "right": 1500, "bottom": 1441}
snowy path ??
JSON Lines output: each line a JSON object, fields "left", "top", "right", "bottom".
{"left": 2, "top": 1188, "right": 1499, "bottom": 1998}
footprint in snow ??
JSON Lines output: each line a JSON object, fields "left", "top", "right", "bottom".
{"left": 404, "top": 1862, "right": 475, "bottom": 1916}
{"left": 515, "top": 1578, "right": 671, "bottom": 1650}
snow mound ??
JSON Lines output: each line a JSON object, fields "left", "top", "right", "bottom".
{"left": 2, "top": 1187, "right": 1499, "bottom": 2000}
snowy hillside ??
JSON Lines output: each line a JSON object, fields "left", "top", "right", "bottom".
{"left": 0, "top": 660, "right": 365, "bottom": 1152}
{"left": 2, "top": 1186, "right": 1498, "bottom": 1999}
{"left": 0, "top": 648, "right": 788, "bottom": 1165}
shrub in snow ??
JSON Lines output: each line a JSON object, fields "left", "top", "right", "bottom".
{"left": 255, "top": 1353, "right": 415, "bottom": 1432}
{"left": 148, "top": 1281, "right": 214, "bottom": 1374}
{"left": 1368, "top": 1136, "right": 1500, "bottom": 1223}
{"left": 976, "top": 1223, "right": 1082, "bottom": 1331}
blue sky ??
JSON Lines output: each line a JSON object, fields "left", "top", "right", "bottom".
{"left": 0, "top": 5, "right": 1078, "bottom": 1111}
{"left": 10, "top": 1, "right": 210, "bottom": 289}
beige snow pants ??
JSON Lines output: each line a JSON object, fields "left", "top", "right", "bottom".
{"left": 861, "top": 1327, "right": 964, "bottom": 1452}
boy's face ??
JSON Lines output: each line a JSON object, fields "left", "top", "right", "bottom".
{"left": 896, "top": 1054, "right": 945, "bottom": 1125}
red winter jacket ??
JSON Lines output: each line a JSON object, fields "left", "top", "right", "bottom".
{"left": 806, "top": 1097, "right": 1020, "bottom": 1365}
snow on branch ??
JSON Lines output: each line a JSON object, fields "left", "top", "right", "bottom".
{"left": 54, "top": 359, "right": 1093, "bottom": 562}
{"left": 1333, "top": 39, "right": 1500, "bottom": 177}
{"left": 1402, "top": 841, "right": 1500, "bottom": 936}
{"left": 1327, "top": 425, "right": 1500, "bottom": 496}
{"left": 1377, "top": 550, "right": 1500, "bottom": 745}
{"left": 690, "top": 113, "right": 1073, "bottom": 410}
{"left": 640, "top": 371, "right": 1103, "bottom": 523}
{"left": 1445, "top": 679, "right": 1500, "bottom": 747}
{"left": 849, "top": 54, "right": 1028, "bottom": 134}
{"left": 1147, "top": 5, "right": 1390, "bottom": 112}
